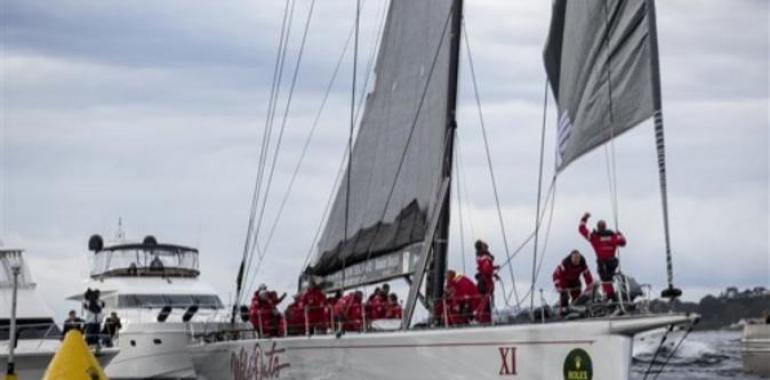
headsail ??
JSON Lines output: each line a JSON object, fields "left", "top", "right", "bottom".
{"left": 544, "top": 0, "right": 680, "bottom": 298}
{"left": 306, "top": 0, "right": 456, "bottom": 288}
{"left": 544, "top": 0, "right": 656, "bottom": 170}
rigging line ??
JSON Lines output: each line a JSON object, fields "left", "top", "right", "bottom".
{"left": 517, "top": 177, "right": 558, "bottom": 308}
{"left": 359, "top": 5, "right": 454, "bottom": 261}
{"left": 462, "top": 20, "right": 520, "bottom": 306}
{"left": 261, "top": 6, "right": 366, "bottom": 265}
{"left": 341, "top": 0, "right": 361, "bottom": 288}
{"left": 651, "top": 323, "right": 696, "bottom": 380}
{"left": 603, "top": 0, "right": 620, "bottom": 231}
{"left": 241, "top": 0, "right": 299, "bottom": 301}
{"left": 242, "top": 0, "right": 296, "bottom": 277}
{"left": 247, "top": 0, "right": 317, "bottom": 284}
{"left": 643, "top": 324, "right": 674, "bottom": 380}
{"left": 499, "top": 177, "right": 557, "bottom": 269}
{"left": 457, "top": 140, "right": 476, "bottom": 239}
{"left": 250, "top": 0, "right": 316, "bottom": 268}
{"left": 235, "top": 0, "right": 292, "bottom": 304}
{"left": 529, "top": 79, "right": 550, "bottom": 314}
{"left": 507, "top": 177, "right": 557, "bottom": 307}
{"left": 453, "top": 134, "right": 467, "bottom": 275}
{"left": 300, "top": 152, "right": 347, "bottom": 271}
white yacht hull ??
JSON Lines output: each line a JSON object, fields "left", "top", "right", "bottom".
{"left": 742, "top": 323, "right": 770, "bottom": 377}
{"left": 106, "top": 322, "right": 196, "bottom": 379}
{"left": 190, "top": 314, "right": 695, "bottom": 380}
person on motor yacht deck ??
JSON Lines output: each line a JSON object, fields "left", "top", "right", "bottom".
{"left": 579, "top": 212, "right": 626, "bottom": 301}
{"left": 102, "top": 312, "right": 122, "bottom": 347}
{"left": 62, "top": 310, "right": 85, "bottom": 337}
{"left": 83, "top": 288, "right": 105, "bottom": 345}
{"left": 552, "top": 250, "right": 594, "bottom": 315}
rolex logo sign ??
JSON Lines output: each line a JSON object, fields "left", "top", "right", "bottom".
{"left": 563, "top": 348, "right": 593, "bottom": 380}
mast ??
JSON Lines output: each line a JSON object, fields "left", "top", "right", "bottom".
{"left": 427, "top": 0, "right": 463, "bottom": 308}
{"left": 646, "top": 0, "right": 681, "bottom": 300}
{"left": 6, "top": 262, "right": 20, "bottom": 379}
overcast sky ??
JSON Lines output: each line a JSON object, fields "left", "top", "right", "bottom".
{"left": 1, "top": 0, "right": 768, "bottom": 318}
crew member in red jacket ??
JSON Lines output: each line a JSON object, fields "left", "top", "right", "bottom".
{"left": 249, "top": 287, "right": 277, "bottom": 337}
{"left": 445, "top": 270, "right": 480, "bottom": 326}
{"left": 579, "top": 212, "right": 626, "bottom": 300}
{"left": 284, "top": 294, "right": 306, "bottom": 336}
{"left": 334, "top": 291, "right": 364, "bottom": 332}
{"left": 474, "top": 240, "right": 498, "bottom": 324}
{"left": 300, "top": 279, "right": 327, "bottom": 334}
{"left": 552, "top": 250, "right": 594, "bottom": 313}
{"left": 385, "top": 293, "right": 403, "bottom": 319}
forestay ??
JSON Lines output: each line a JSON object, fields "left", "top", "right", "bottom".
{"left": 544, "top": 0, "right": 656, "bottom": 170}
{"left": 307, "top": 0, "right": 455, "bottom": 287}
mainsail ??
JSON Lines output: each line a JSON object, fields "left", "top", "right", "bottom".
{"left": 544, "top": 0, "right": 656, "bottom": 170}
{"left": 307, "top": 0, "right": 457, "bottom": 288}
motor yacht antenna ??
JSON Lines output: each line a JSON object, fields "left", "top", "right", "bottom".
{"left": 115, "top": 217, "right": 126, "bottom": 242}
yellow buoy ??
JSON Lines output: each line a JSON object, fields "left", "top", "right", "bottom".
{"left": 42, "top": 330, "right": 108, "bottom": 380}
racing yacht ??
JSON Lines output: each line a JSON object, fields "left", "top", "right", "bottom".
{"left": 189, "top": 1, "right": 698, "bottom": 379}
{"left": 70, "top": 233, "right": 231, "bottom": 379}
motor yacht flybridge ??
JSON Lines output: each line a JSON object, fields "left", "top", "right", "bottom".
{"left": 71, "top": 234, "right": 230, "bottom": 379}
{"left": 189, "top": 1, "right": 698, "bottom": 379}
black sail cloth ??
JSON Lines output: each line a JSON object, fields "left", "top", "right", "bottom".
{"left": 308, "top": 0, "right": 455, "bottom": 279}
{"left": 544, "top": 0, "right": 656, "bottom": 171}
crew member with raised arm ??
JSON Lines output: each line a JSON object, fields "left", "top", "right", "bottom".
{"left": 552, "top": 250, "right": 594, "bottom": 314}
{"left": 579, "top": 212, "right": 626, "bottom": 301}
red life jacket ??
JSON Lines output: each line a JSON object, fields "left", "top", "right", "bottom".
{"left": 552, "top": 255, "right": 594, "bottom": 289}
{"left": 385, "top": 302, "right": 403, "bottom": 319}
{"left": 366, "top": 294, "right": 386, "bottom": 320}
{"left": 284, "top": 300, "right": 305, "bottom": 335}
{"left": 475, "top": 253, "right": 496, "bottom": 294}
{"left": 579, "top": 218, "right": 626, "bottom": 261}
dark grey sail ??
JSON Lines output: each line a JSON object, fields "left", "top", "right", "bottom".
{"left": 306, "top": 0, "right": 457, "bottom": 288}
{"left": 544, "top": 0, "right": 655, "bottom": 170}
{"left": 544, "top": 0, "right": 681, "bottom": 298}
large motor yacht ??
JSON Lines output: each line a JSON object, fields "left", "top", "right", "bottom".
{"left": 71, "top": 234, "right": 230, "bottom": 379}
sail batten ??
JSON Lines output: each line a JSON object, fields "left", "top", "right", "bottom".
{"left": 544, "top": 0, "right": 656, "bottom": 171}
{"left": 308, "top": 0, "right": 457, "bottom": 283}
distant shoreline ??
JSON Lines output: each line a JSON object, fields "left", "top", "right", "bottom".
{"left": 649, "top": 287, "right": 769, "bottom": 330}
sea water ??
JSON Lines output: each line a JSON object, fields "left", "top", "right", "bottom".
{"left": 631, "top": 330, "right": 762, "bottom": 380}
